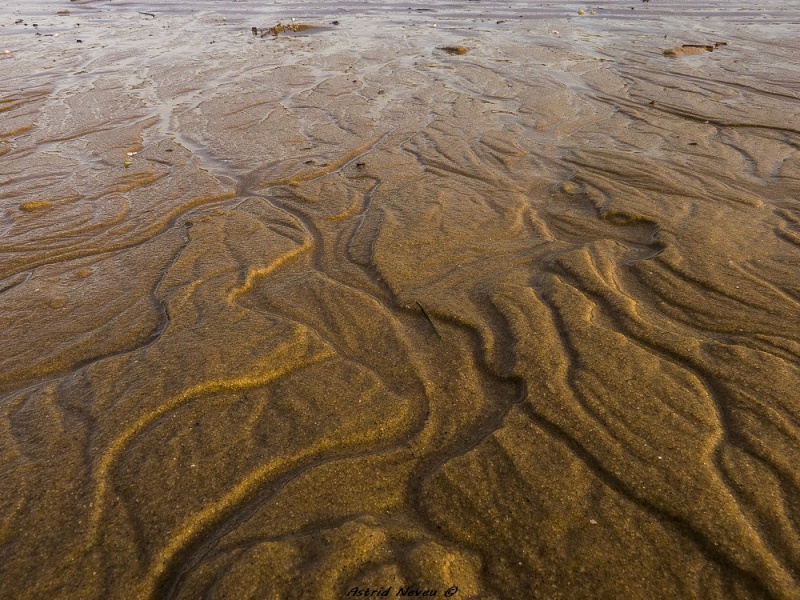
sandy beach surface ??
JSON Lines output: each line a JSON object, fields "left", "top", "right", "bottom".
{"left": 2, "top": 1, "right": 800, "bottom": 598}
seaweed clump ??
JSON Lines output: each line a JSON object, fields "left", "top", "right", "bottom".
{"left": 19, "top": 201, "right": 53, "bottom": 212}
{"left": 261, "top": 22, "right": 319, "bottom": 37}
{"left": 439, "top": 46, "right": 469, "bottom": 55}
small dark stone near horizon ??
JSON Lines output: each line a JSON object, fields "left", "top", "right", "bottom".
{"left": 252, "top": 26, "right": 258, "bottom": 35}
{"left": 76, "top": 39, "right": 82, "bottom": 43}
{"left": 332, "top": 20, "right": 340, "bottom": 25}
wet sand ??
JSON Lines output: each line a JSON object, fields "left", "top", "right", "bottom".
{"left": 2, "top": 1, "right": 800, "bottom": 598}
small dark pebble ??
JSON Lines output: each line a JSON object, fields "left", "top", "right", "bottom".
{"left": 251, "top": 26, "right": 258, "bottom": 35}
{"left": 76, "top": 39, "right": 82, "bottom": 43}
{"left": 332, "top": 20, "right": 340, "bottom": 25}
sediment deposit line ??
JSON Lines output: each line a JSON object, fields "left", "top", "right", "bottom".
{"left": 162, "top": 418, "right": 433, "bottom": 600}
{"left": 228, "top": 151, "right": 538, "bottom": 576}
{"left": 0, "top": 226, "right": 192, "bottom": 395}
{"left": 0, "top": 191, "right": 237, "bottom": 281}
{"left": 551, "top": 266, "right": 800, "bottom": 591}
{"left": 87, "top": 336, "right": 334, "bottom": 541}
{"left": 521, "top": 402, "right": 776, "bottom": 600}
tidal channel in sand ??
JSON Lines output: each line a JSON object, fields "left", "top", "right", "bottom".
{"left": 1, "top": 1, "right": 800, "bottom": 598}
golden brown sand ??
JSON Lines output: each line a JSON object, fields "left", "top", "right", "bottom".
{"left": 1, "top": 1, "right": 800, "bottom": 599}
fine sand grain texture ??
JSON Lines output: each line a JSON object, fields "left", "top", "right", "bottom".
{"left": 1, "top": 1, "right": 799, "bottom": 599}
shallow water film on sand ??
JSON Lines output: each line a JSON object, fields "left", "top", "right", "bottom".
{"left": 2, "top": 1, "right": 800, "bottom": 598}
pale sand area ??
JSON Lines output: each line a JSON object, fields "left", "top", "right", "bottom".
{"left": 1, "top": 1, "right": 800, "bottom": 598}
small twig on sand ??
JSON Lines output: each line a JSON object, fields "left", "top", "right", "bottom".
{"left": 416, "top": 301, "right": 442, "bottom": 338}
{"left": 139, "top": 11, "right": 156, "bottom": 18}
